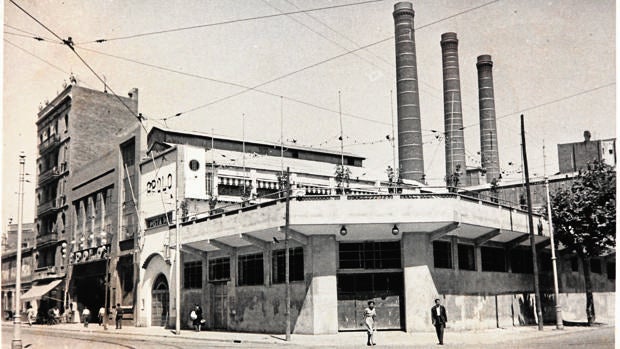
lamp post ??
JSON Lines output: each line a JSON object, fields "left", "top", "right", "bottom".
{"left": 12, "top": 152, "right": 26, "bottom": 349}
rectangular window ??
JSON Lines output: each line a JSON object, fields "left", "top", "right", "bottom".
{"left": 433, "top": 241, "right": 452, "bottom": 269}
{"left": 208, "top": 257, "right": 230, "bottom": 281}
{"left": 481, "top": 247, "right": 506, "bottom": 272}
{"left": 540, "top": 252, "right": 552, "bottom": 272}
{"left": 590, "top": 259, "right": 602, "bottom": 274}
{"left": 510, "top": 249, "right": 533, "bottom": 274}
{"left": 458, "top": 244, "right": 475, "bottom": 271}
{"left": 570, "top": 257, "right": 579, "bottom": 272}
{"left": 183, "top": 261, "right": 202, "bottom": 289}
{"left": 272, "top": 247, "right": 304, "bottom": 284}
{"left": 120, "top": 139, "right": 135, "bottom": 167}
{"left": 238, "top": 253, "right": 264, "bottom": 286}
{"left": 607, "top": 262, "right": 615, "bottom": 280}
{"left": 338, "top": 241, "right": 401, "bottom": 270}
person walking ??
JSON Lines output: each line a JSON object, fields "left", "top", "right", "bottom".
{"left": 431, "top": 298, "right": 447, "bottom": 345}
{"left": 114, "top": 304, "right": 123, "bottom": 329}
{"left": 98, "top": 306, "right": 106, "bottom": 326}
{"left": 82, "top": 306, "right": 91, "bottom": 327}
{"left": 191, "top": 304, "right": 203, "bottom": 332}
{"left": 363, "top": 300, "right": 377, "bottom": 346}
{"left": 26, "top": 305, "right": 36, "bottom": 326}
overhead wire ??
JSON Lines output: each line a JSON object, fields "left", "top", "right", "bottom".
{"left": 78, "top": 0, "right": 384, "bottom": 44}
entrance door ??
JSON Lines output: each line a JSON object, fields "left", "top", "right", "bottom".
{"left": 211, "top": 283, "right": 227, "bottom": 329}
{"left": 337, "top": 272, "right": 403, "bottom": 331}
{"left": 151, "top": 274, "right": 169, "bottom": 327}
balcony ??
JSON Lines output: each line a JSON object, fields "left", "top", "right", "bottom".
{"left": 38, "top": 167, "right": 62, "bottom": 185}
{"left": 33, "top": 265, "right": 64, "bottom": 281}
{"left": 39, "top": 134, "right": 61, "bottom": 154}
{"left": 36, "top": 232, "right": 59, "bottom": 246}
{"left": 37, "top": 198, "right": 61, "bottom": 215}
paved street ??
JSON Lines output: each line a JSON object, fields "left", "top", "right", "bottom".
{"left": 1, "top": 322, "right": 614, "bottom": 348}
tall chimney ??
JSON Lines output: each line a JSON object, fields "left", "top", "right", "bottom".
{"left": 476, "top": 55, "right": 500, "bottom": 183}
{"left": 440, "top": 32, "right": 466, "bottom": 187}
{"left": 393, "top": 2, "right": 425, "bottom": 182}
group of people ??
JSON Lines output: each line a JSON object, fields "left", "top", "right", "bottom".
{"left": 81, "top": 304, "right": 123, "bottom": 329}
{"left": 363, "top": 298, "right": 448, "bottom": 346}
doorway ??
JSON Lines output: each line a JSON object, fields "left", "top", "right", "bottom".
{"left": 211, "top": 283, "right": 228, "bottom": 329}
{"left": 151, "top": 274, "right": 169, "bottom": 327}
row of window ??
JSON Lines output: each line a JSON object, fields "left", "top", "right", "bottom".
{"left": 433, "top": 241, "right": 615, "bottom": 279}
{"left": 183, "top": 247, "right": 305, "bottom": 288}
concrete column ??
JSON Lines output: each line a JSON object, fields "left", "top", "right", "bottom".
{"left": 295, "top": 235, "right": 338, "bottom": 334}
{"left": 475, "top": 245, "right": 482, "bottom": 273}
{"left": 393, "top": 2, "right": 425, "bottom": 181}
{"left": 402, "top": 232, "right": 438, "bottom": 331}
{"left": 451, "top": 236, "right": 459, "bottom": 270}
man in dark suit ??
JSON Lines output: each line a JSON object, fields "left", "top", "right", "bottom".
{"left": 431, "top": 298, "right": 447, "bottom": 345}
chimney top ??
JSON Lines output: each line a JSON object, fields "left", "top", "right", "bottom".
{"left": 477, "top": 54, "right": 493, "bottom": 67}
{"left": 584, "top": 130, "right": 591, "bottom": 142}
{"left": 393, "top": 2, "right": 414, "bottom": 16}
{"left": 440, "top": 32, "right": 458, "bottom": 44}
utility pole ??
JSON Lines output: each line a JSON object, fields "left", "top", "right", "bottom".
{"left": 103, "top": 251, "right": 110, "bottom": 330}
{"left": 174, "top": 157, "right": 181, "bottom": 335}
{"left": 338, "top": 91, "right": 344, "bottom": 168}
{"left": 543, "top": 140, "right": 563, "bottom": 329}
{"left": 389, "top": 90, "right": 396, "bottom": 172}
{"left": 284, "top": 167, "right": 291, "bottom": 342}
{"left": 12, "top": 152, "right": 25, "bottom": 349}
{"left": 520, "top": 114, "right": 544, "bottom": 331}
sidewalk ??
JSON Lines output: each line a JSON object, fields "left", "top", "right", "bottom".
{"left": 5, "top": 320, "right": 608, "bottom": 347}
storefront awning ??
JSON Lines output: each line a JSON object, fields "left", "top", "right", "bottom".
{"left": 20, "top": 279, "right": 62, "bottom": 300}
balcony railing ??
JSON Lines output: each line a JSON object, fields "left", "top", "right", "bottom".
{"left": 37, "top": 199, "right": 60, "bottom": 215}
{"left": 38, "top": 167, "right": 62, "bottom": 185}
{"left": 33, "top": 265, "right": 64, "bottom": 281}
{"left": 38, "top": 134, "right": 61, "bottom": 153}
{"left": 36, "top": 232, "right": 58, "bottom": 245}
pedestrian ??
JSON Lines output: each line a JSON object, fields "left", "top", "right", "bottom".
{"left": 98, "top": 306, "right": 105, "bottom": 326}
{"left": 191, "top": 304, "right": 203, "bottom": 332}
{"left": 431, "top": 298, "right": 447, "bottom": 345}
{"left": 47, "top": 308, "right": 56, "bottom": 325}
{"left": 26, "top": 305, "right": 36, "bottom": 327}
{"left": 53, "top": 306, "right": 61, "bottom": 324}
{"left": 363, "top": 300, "right": 377, "bottom": 346}
{"left": 82, "top": 306, "right": 91, "bottom": 327}
{"left": 114, "top": 304, "right": 123, "bottom": 329}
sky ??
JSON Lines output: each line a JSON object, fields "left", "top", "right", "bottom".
{"left": 2, "top": 0, "right": 616, "bottom": 226}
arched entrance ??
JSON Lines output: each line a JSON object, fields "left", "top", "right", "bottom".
{"left": 151, "top": 274, "right": 169, "bottom": 327}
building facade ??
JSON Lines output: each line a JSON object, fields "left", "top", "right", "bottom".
{"left": 132, "top": 128, "right": 616, "bottom": 334}
{"left": 1, "top": 223, "right": 36, "bottom": 320}
{"left": 30, "top": 83, "right": 141, "bottom": 322}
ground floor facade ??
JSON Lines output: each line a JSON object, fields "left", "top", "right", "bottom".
{"left": 136, "top": 194, "right": 615, "bottom": 333}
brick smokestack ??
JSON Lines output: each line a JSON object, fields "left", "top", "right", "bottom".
{"left": 393, "top": 2, "right": 425, "bottom": 181}
{"left": 476, "top": 54, "right": 500, "bottom": 182}
{"left": 440, "top": 32, "right": 466, "bottom": 187}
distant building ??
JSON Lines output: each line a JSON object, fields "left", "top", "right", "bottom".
{"left": 557, "top": 130, "right": 616, "bottom": 173}
{"left": 1, "top": 223, "right": 36, "bottom": 319}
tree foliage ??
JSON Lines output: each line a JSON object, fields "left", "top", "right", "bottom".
{"left": 550, "top": 161, "right": 616, "bottom": 257}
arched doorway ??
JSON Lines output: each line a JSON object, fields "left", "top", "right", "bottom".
{"left": 151, "top": 274, "right": 169, "bottom": 327}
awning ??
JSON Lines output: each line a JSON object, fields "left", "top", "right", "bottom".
{"left": 20, "top": 279, "right": 62, "bottom": 301}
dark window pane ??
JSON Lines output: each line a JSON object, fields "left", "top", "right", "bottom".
{"left": 339, "top": 242, "right": 401, "bottom": 270}
{"left": 570, "top": 257, "right": 579, "bottom": 272}
{"left": 458, "top": 244, "right": 475, "bottom": 271}
{"left": 607, "top": 262, "right": 615, "bottom": 280}
{"left": 209, "top": 257, "right": 230, "bottom": 281}
{"left": 481, "top": 247, "right": 506, "bottom": 272}
{"left": 183, "top": 261, "right": 202, "bottom": 289}
{"left": 510, "top": 249, "right": 533, "bottom": 274}
{"left": 590, "top": 259, "right": 602, "bottom": 274}
{"left": 433, "top": 241, "right": 452, "bottom": 269}
{"left": 272, "top": 247, "right": 304, "bottom": 284}
{"left": 238, "top": 253, "right": 263, "bottom": 286}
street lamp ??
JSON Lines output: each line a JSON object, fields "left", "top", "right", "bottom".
{"left": 12, "top": 152, "right": 26, "bottom": 349}
{"left": 391, "top": 225, "right": 400, "bottom": 236}
{"left": 339, "top": 225, "right": 348, "bottom": 236}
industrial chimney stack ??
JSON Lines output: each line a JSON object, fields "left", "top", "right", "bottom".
{"left": 393, "top": 2, "right": 425, "bottom": 182}
{"left": 440, "top": 32, "right": 466, "bottom": 187}
{"left": 476, "top": 55, "right": 500, "bottom": 183}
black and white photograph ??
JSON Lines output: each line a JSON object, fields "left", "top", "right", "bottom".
{"left": 1, "top": 1, "right": 616, "bottom": 348}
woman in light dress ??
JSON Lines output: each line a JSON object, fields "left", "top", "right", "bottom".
{"left": 363, "top": 300, "right": 377, "bottom": 346}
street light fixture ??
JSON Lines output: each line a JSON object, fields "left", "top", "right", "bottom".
{"left": 391, "top": 225, "right": 400, "bottom": 235}
{"left": 339, "top": 225, "right": 348, "bottom": 236}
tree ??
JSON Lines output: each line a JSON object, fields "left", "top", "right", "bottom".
{"left": 549, "top": 161, "right": 616, "bottom": 325}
